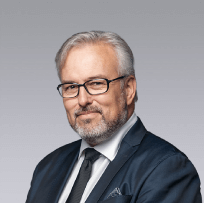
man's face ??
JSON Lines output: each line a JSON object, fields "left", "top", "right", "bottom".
{"left": 61, "top": 43, "right": 128, "bottom": 146}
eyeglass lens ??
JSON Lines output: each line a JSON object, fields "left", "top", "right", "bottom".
{"left": 59, "top": 79, "right": 108, "bottom": 98}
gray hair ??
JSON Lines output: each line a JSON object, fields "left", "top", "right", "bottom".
{"left": 55, "top": 31, "right": 138, "bottom": 102}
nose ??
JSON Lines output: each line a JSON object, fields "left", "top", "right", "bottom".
{"left": 77, "top": 86, "right": 93, "bottom": 107}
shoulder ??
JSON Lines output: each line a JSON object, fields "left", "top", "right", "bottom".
{"left": 140, "top": 131, "right": 187, "bottom": 161}
{"left": 35, "top": 139, "right": 81, "bottom": 170}
{"left": 137, "top": 131, "right": 199, "bottom": 175}
{"left": 127, "top": 132, "right": 202, "bottom": 202}
{"left": 26, "top": 140, "right": 82, "bottom": 202}
{"left": 141, "top": 131, "right": 185, "bottom": 155}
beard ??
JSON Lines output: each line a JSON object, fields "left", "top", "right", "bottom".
{"left": 69, "top": 96, "right": 128, "bottom": 146}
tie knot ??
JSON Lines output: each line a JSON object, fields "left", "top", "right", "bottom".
{"left": 85, "top": 148, "right": 100, "bottom": 164}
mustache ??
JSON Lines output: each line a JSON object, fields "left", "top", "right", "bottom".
{"left": 74, "top": 106, "right": 103, "bottom": 118}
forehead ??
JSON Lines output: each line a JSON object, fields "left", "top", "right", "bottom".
{"left": 61, "top": 43, "right": 119, "bottom": 83}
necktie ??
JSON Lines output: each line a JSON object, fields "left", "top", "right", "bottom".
{"left": 66, "top": 148, "right": 101, "bottom": 203}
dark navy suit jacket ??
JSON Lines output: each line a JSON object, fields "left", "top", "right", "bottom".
{"left": 26, "top": 118, "right": 202, "bottom": 203}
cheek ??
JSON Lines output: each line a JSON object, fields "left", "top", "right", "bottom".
{"left": 109, "top": 93, "right": 126, "bottom": 116}
{"left": 63, "top": 100, "right": 76, "bottom": 120}
{"left": 98, "top": 94, "right": 121, "bottom": 118}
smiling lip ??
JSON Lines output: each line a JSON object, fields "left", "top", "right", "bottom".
{"left": 77, "top": 111, "right": 99, "bottom": 116}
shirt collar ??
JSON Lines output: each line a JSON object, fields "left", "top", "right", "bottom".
{"left": 79, "top": 112, "right": 137, "bottom": 161}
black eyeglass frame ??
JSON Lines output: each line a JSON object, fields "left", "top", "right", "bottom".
{"left": 57, "top": 75, "right": 126, "bottom": 98}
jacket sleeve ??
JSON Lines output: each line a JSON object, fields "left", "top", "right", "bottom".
{"left": 135, "top": 153, "right": 202, "bottom": 203}
{"left": 25, "top": 163, "right": 40, "bottom": 203}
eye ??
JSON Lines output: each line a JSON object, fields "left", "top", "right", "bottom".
{"left": 68, "top": 85, "right": 77, "bottom": 89}
{"left": 63, "top": 84, "right": 78, "bottom": 91}
{"left": 89, "top": 80, "right": 106, "bottom": 86}
{"left": 86, "top": 80, "right": 107, "bottom": 91}
{"left": 93, "top": 82, "right": 103, "bottom": 85}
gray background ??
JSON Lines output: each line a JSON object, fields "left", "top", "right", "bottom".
{"left": 1, "top": 0, "right": 203, "bottom": 202}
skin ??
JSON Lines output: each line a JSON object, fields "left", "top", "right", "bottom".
{"left": 61, "top": 42, "right": 136, "bottom": 146}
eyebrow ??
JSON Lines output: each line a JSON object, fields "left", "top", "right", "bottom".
{"left": 87, "top": 74, "right": 107, "bottom": 80}
{"left": 61, "top": 74, "right": 108, "bottom": 84}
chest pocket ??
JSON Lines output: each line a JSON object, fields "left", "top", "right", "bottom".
{"left": 98, "top": 195, "right": 132, "bottom": 203}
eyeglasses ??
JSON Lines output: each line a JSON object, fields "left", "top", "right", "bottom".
{"left": 57, "top": 75, "right": 126, "bottom": 98}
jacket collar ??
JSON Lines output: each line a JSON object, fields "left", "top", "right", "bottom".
{"left": 85, "top": 117, "right": 147, "bottom": 203}
{"left": 122, "top": 117, "right": 147, "bottom": 147}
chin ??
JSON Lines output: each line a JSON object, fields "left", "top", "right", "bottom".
{"left": 82, "top": 134, "right": 111, "bottom": 146}
{"left": 74, "top": 114, "right": 127, "bottom": 146}
{"left": 70, "top": 100, "right": 128, "bottom": 145}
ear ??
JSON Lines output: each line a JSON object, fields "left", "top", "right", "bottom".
{"left": 124, "top": 75, "right": 136, "bottom": 106}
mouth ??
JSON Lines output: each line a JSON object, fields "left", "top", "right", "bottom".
{"left": 77, "top": 111, "right": 99, "bottom": 117}
{"left": 74, "top": 106, "right": 103, "bottom": 120}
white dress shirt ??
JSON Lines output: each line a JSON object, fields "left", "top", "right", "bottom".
{"left": 58, "top": 113, "right": 137, "bottom": 203}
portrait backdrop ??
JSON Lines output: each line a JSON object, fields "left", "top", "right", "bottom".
{"left": 0, "top": 0, "right": 203, "bottom": 202}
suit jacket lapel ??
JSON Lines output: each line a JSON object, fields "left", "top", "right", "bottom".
{"left": 47, "top": 142, "right": 81, "bottom": 203}
{"left": 86, "top": 117, "right": 147, "bottom": 203}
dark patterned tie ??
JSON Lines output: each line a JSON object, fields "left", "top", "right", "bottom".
{"left": 66, "top": 148, "right": 101, "bottom": 203}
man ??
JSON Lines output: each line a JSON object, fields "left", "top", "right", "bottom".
{"left": 26, "top": 31, "right": 202, "bottom": 203}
